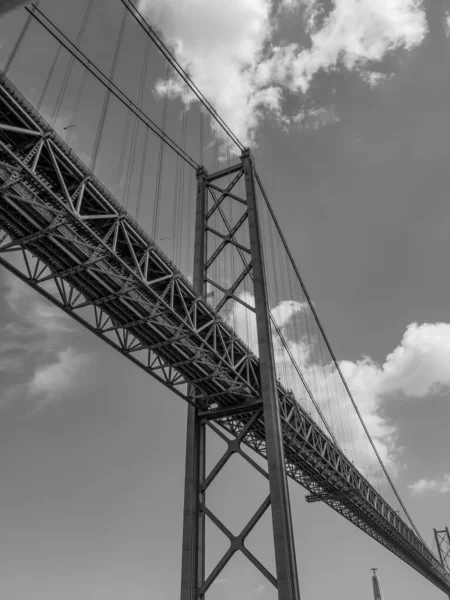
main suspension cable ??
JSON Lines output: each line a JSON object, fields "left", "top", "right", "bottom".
{"left": 120, "top": 0, "right": 244, "bottom": 154}
{"left": 24, "top": 0, "right": 423, "bottom": 546}
{"left": 254, "top": 169, "right": 425, "bottom": 543}
{"left": 27, "top": 4, "right": 198, "bottom": 169}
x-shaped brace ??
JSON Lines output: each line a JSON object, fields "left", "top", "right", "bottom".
{"left": 196, "top": 409, "right": 277, "bottom": 595}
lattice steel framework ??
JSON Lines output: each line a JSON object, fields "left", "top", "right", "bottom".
{"left": 180, "top": 153, "right": 300, "bottom": 599}
{"left": 435, "top": 528, "right": 450, "bottom": 572}
{"left": 0, "top": 70, "right": 450, "bottom": 596}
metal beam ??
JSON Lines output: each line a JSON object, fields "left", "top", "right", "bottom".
{"left": 198, "top": 400, "right": 263, "bottom": 420}
{"left": 206, "top": 162, "right": 242, "bottom": 182}
{"left": 181, "top": 167, "right": 208, "bottom": 600}
{"left": 435, "top": 527, "right": 450, "bottom": 585}
{"left": 242, "top": 149, "right": 301, "bottom": 600}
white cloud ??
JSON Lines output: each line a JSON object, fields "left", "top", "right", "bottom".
{"left": 225, "top": 291, "right": 450, "bottom": 481}
{"left": 445, "top": 10, "right": 450, "bottom": 37}
{"left": 335, "top": 322, "right": 450, "bottom": 474}
{"left": 409, "top": 475, "right": 450, "bottom": 496}
{"left": 359, "top": 70, "right": 393, "bottom": 88}
{"left": 270, "top": 303, "right": 400, "bottom": 478}
{"left": 140, "top": 0, "right": 281, "bottom": 148}
{"left": 254, "top": 583, "right": 266, "bottom": 594}
{"left": 139, "top": 0, "right": 427, "bottom": 148}
{"left": 4, "top": 272, "right": 73, "bottom": 337}
{"left": 306, "top": 0, "right": 426, "bottom": 68}
{"left": 28, "top": 347, "right": 91, "bottom": 413}
{"left": 0, "top": 347, "right": 91, "bottom": 415}
{"left": 293, "top": 106, "right": 340, "bottom": 129}
{"left": 222, "top": 293, "right": 394, "bottom": 478}
{"left": 0, "top": 270, "right": 91, "bottom": 414}
{"left": 374, "top": 322, "right": 450, "bottom": 398}
{"left": 278, "top": 0, "right": 300, "bottom": 13}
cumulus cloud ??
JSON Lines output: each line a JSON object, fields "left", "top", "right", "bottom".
{"left": 409, "top": 475, "right": 450, "bottom": 496}
{"left": 139, "top": 0, "right": 281, "bottom": 147}
{"left": 221, "top": 293, "right": 393, "bottom": 478}
{"left": 223, "top": 290, "right": 450, "bottom": 480}
{"left": 28, "top": 348, "right": 91, "bottom": 414}
{"left": 359, "top": 70, "right": 393, "bottom": 88}
{"left": 4, "top": 272, "right": 73, "bottom": 337}
{"left": 445, "top": 11, "right": 450, "bottom": 37}
{"left": 138, "top": 0, "right": 427, "bottom": 148}
{"left": 333, "top": 322, "right": 450, "bottom": 473}
{"left": 278, "top": 0, "right": 300, "bottom": 13}
{"left": 293, "top": 106, "right": 340, "bottom": 129}
{"left": 0, "top": 270, "right": 91, "bottom": 414}
{"left": 359, "top": 322, "right": 450, "bottom": 399}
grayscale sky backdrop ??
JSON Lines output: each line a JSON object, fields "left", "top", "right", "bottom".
{"left": 0, "top": 0, "right": 450, "bottom": 599}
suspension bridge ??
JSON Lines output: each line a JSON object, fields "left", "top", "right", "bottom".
{"left": 0, "top": 1, "right": 449, "bottom": 598}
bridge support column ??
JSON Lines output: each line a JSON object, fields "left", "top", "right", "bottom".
{"left": 181, "top": 156, "right": 300, "bottom": 600}
{"left": 242, "top": 149, "right": 301, "bottom": 600}
{"left": 180, "top": 404, "right": 206, "bottom": 600}
{"left": 180, "top": 167, "right": 208, "bottom": 600}
{"left": 434, "top": 526, "right": 450, "bottom": 594}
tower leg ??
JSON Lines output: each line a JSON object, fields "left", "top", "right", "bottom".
{"left": 434, "top": 527, "right": 450, "bottom": 599}
{"left": 180, "top": 168, "right": 207, "bottom": 600}
{"left": 181, "top": 156, "right": 301, "bottom": 600}
{"left": 242, "top": 149, "right": 301, "bottom": 600}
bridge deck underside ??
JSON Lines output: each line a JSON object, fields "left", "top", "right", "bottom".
{"left": 0, "top": 72, "right": 448, "bottom": 594}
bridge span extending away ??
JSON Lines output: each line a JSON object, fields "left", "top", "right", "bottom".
{"left": 0, "top": 70, "right": 449, "bottom": 596}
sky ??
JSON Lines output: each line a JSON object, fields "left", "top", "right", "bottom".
{"left": 1, "top": 0, "right": 450, "bottom": 599}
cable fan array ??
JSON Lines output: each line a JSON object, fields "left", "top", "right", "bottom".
{"left": 0, "top": 0, "right": 427, "bottom": 547}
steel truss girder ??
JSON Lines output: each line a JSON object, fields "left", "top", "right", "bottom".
{"left": 0, "top": 71, "right": 449, "bottom": 595}
{"left": 0, "top": 74, "right": 260, "bottom": 412}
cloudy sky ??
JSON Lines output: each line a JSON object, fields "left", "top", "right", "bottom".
{"left": 1, "top": 0, "right": 450, "bottom": 599}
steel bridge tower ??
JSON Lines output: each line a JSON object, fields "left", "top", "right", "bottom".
{"left": 435, "top": 528, "right": 450, "bottom": 572}
{"left": 435, "top": 527, "right": 450, "bottom": 599}
{"left": 180, "top": 150, "right": 301, "bottom": 599}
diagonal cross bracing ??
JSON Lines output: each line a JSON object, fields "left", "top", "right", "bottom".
{"left": 0, "top": 71, "right": 449, "bottom": 595}
{"left": 435, "top": 528, "right": 450, "bottom": 574}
